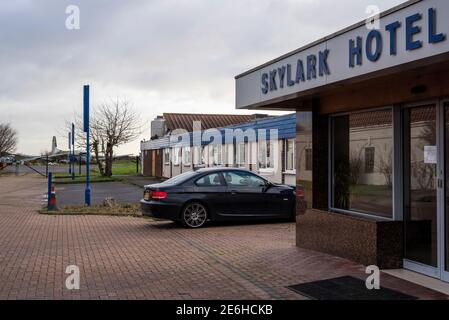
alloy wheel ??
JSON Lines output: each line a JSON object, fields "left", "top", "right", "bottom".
{"left": 183, "top": 203, "right": 207, "bottom": 228}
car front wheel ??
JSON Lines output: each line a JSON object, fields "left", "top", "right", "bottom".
{"left": 182, "top": 202, "right": 208, "bottom": 228}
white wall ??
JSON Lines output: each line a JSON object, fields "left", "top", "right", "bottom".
{"left": 156, "top": 138, "right": 297, "bottom": 185}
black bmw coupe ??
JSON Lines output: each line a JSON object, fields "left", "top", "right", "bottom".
{"left": 140, "top": 168, "right": 306, "bottom": 228}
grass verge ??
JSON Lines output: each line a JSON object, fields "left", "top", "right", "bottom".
{"left": 39, "top": 203, "right": 148, "bottom": 218}
{"left": 53, "top": 175, "right": 123, "bottom": 184}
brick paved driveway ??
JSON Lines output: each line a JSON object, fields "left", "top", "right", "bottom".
{"left": 0, "top": 174, "right": 447, "bottom": 300}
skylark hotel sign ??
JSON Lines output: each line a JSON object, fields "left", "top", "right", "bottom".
{"left": 235, "top": 0, "right": 449, "bottom": 109}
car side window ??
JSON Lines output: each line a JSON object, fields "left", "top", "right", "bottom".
{"left": 195, "top": 173, "right": 224, "bottom": 187}
{"left": 223, "top": 171, "right": 266, "bottom": 188}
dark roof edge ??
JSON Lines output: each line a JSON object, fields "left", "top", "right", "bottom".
{"left": 234, "top": 0, "right": 422, "bottom": 79}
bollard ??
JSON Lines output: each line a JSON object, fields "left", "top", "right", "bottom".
{"left": 47, "top": 172, "right": 52, "bottom": 207}
{"left": 48, "top": 185, "right": 58, "bottom": 211}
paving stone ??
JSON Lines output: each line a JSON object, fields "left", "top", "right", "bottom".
{"left": 0, "top": 174, "right": 447, "bottom": 300}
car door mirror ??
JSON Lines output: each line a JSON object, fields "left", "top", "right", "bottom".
{"left": 261, "top": 181, "right": 272, "bottom": 190}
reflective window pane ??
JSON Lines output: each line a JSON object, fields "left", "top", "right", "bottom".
{"left": 286, "top": 139, "right": 295, "bottom": 171}
{"left": 332, "top": 109, "right": 393, "bottom": 218}
{"left": 297, "top": 112, "right": 313, "bottom": 208}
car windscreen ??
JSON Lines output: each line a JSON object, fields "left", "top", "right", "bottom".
{"left": 161, "top": 171, "right": 197, "bottom": 185}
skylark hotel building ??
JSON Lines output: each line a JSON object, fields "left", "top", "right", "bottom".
{"left": 235, "top": 0, "right": 449, "bottom": 281}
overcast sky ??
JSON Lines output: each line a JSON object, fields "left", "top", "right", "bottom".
{"left": 0, "top": 0, "right": 405, "bottom": 155}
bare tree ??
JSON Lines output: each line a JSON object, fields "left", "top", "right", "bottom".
{"left": 62, "top": 98, "right": 142, "bottom": 177}
{"left": 97, "top": 98, "right": 141, "bottom": 176}
{"left": 0, "top": 123, "right": 18, "bottom": 156}
{"left": 349, "top": 148, "right": 363, "bottom": 185}
{"left": 378, "top": 150, "right": 393, "bottom": 188}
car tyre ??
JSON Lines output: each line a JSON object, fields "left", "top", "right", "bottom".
{"left": 182, "top": 202, "right": 208, "bottom": 228}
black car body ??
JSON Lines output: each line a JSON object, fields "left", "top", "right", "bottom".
{"left": 140, "top": 168, "right": 306, "bottom": 228}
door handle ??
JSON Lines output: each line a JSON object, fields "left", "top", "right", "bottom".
{"left": 230, "top": 190, "right": 238, "bottom": 195}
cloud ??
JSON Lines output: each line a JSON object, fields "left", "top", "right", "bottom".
{"left": 0, "top": 0, "right": 404, "bottom": 155}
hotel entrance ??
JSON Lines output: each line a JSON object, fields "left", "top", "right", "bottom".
{"left": 403, "top": 100, "right": 449, "bottom": 282}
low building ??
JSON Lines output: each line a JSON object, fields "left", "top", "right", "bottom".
{"left": 140, "top": 113, "right": 257, "bottom": 177}
{"left": 235, "top": 0, "right": 449, "bottom": 282}
{"left": 140, "top": 113, "right": 298, "bottom": 186}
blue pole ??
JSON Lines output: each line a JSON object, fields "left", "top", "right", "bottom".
{"left": 71, "top": 123, "right": 75, "bottom": 180}
{"left": 47, "top": 172, "right": 52, "bottom": 208}
{"left": 83, "top": 85, "right": 91, "bottom": 206}
{"left": 68, "top": 132, "right": 72, "bottom": 175}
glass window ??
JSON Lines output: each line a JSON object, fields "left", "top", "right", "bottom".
{"left": 200, "top": 145, "right": 205, "bottom": 165}
{"left": 286, "top": 139, "right": 295, "bottom": 171}
{"left": 183, "top": 146, "right": 191, "bottom": 165}
{"left": 364, "top": 147, "right": 375, "bottom": 173}
{"left": 332, "top": 109, "right": 393, "bottom": 218}
{"left": 211, "top": 144, "right": 222, "bottom": 166}
{"left": 172, "top": 147, "right": 181, "bottom": 166}
{"left": 163, "top": 171, "right": 196, "bottom": 185}
{"left": 223, "top": 171, "right": 266, "bottom": 188}
{"left": 164, "top": 148, "right": 170, "bottom": 164}
{"left": 258, "top": 140, "right": 274, "bottom": 169}
{"left": 195, "top": 173, "right": 224, "bottom": 186}
{"left": 305, "top": 148, "right": 312, "bottom": 171}
{"left": 235, "top": 142, "right": 246, "bottom": 167}
{"left": 193, "top": 145, "right": 205, "bottom": 166}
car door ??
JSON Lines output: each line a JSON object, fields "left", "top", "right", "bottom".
{"left": 193, "top": 172, "right": 229, "bottom": 215}
{"left": 223, "top": 171, "right": 269, "bottom": 216}
{"left": 264, "top": 185, "right": 293, "bottom": 216}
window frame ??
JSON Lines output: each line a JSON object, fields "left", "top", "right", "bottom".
{"left": 193, "top": 145, "right": 206, "bottom": 166}
{"left": 172, "top": 147, "right": 181, "bottom": 166}
{"left": 163, "top": 148, "right": 170, "bottom": 165}
{"left": 258, "top": 140, "right": 274, "bottom": 171}
{"left": 329, "top": 106, "right": 394, "bottom": 221}
{"left": 211, "top": 144, "right": 223, "bottom": 166}
{"left": 305, "top": 147, "right": 312, "bottom": 171}
{"left": 285, "top": 139, "right": 296, "bottom": 172}
{"left": 234, "top": 142, "right": 246, "bottom": 168}
{"left": 183, "top": 146, "right": 191, "bottom": 166}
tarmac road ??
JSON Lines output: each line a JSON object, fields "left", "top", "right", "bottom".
{"left": 56, "top": 181, "right": 143, "bottom": 206}
{"left": 1, "top": 164, "right": 73, "bottom": 175}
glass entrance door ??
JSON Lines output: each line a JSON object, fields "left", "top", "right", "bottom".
{"left": 403, "top": 101, "right": 449, "bottom": 281}
{"left": 443, "top": 103, "right": 449, "bottom": 281}
{"left": 403, "top": 104, "right": 439, "bottom": 277}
